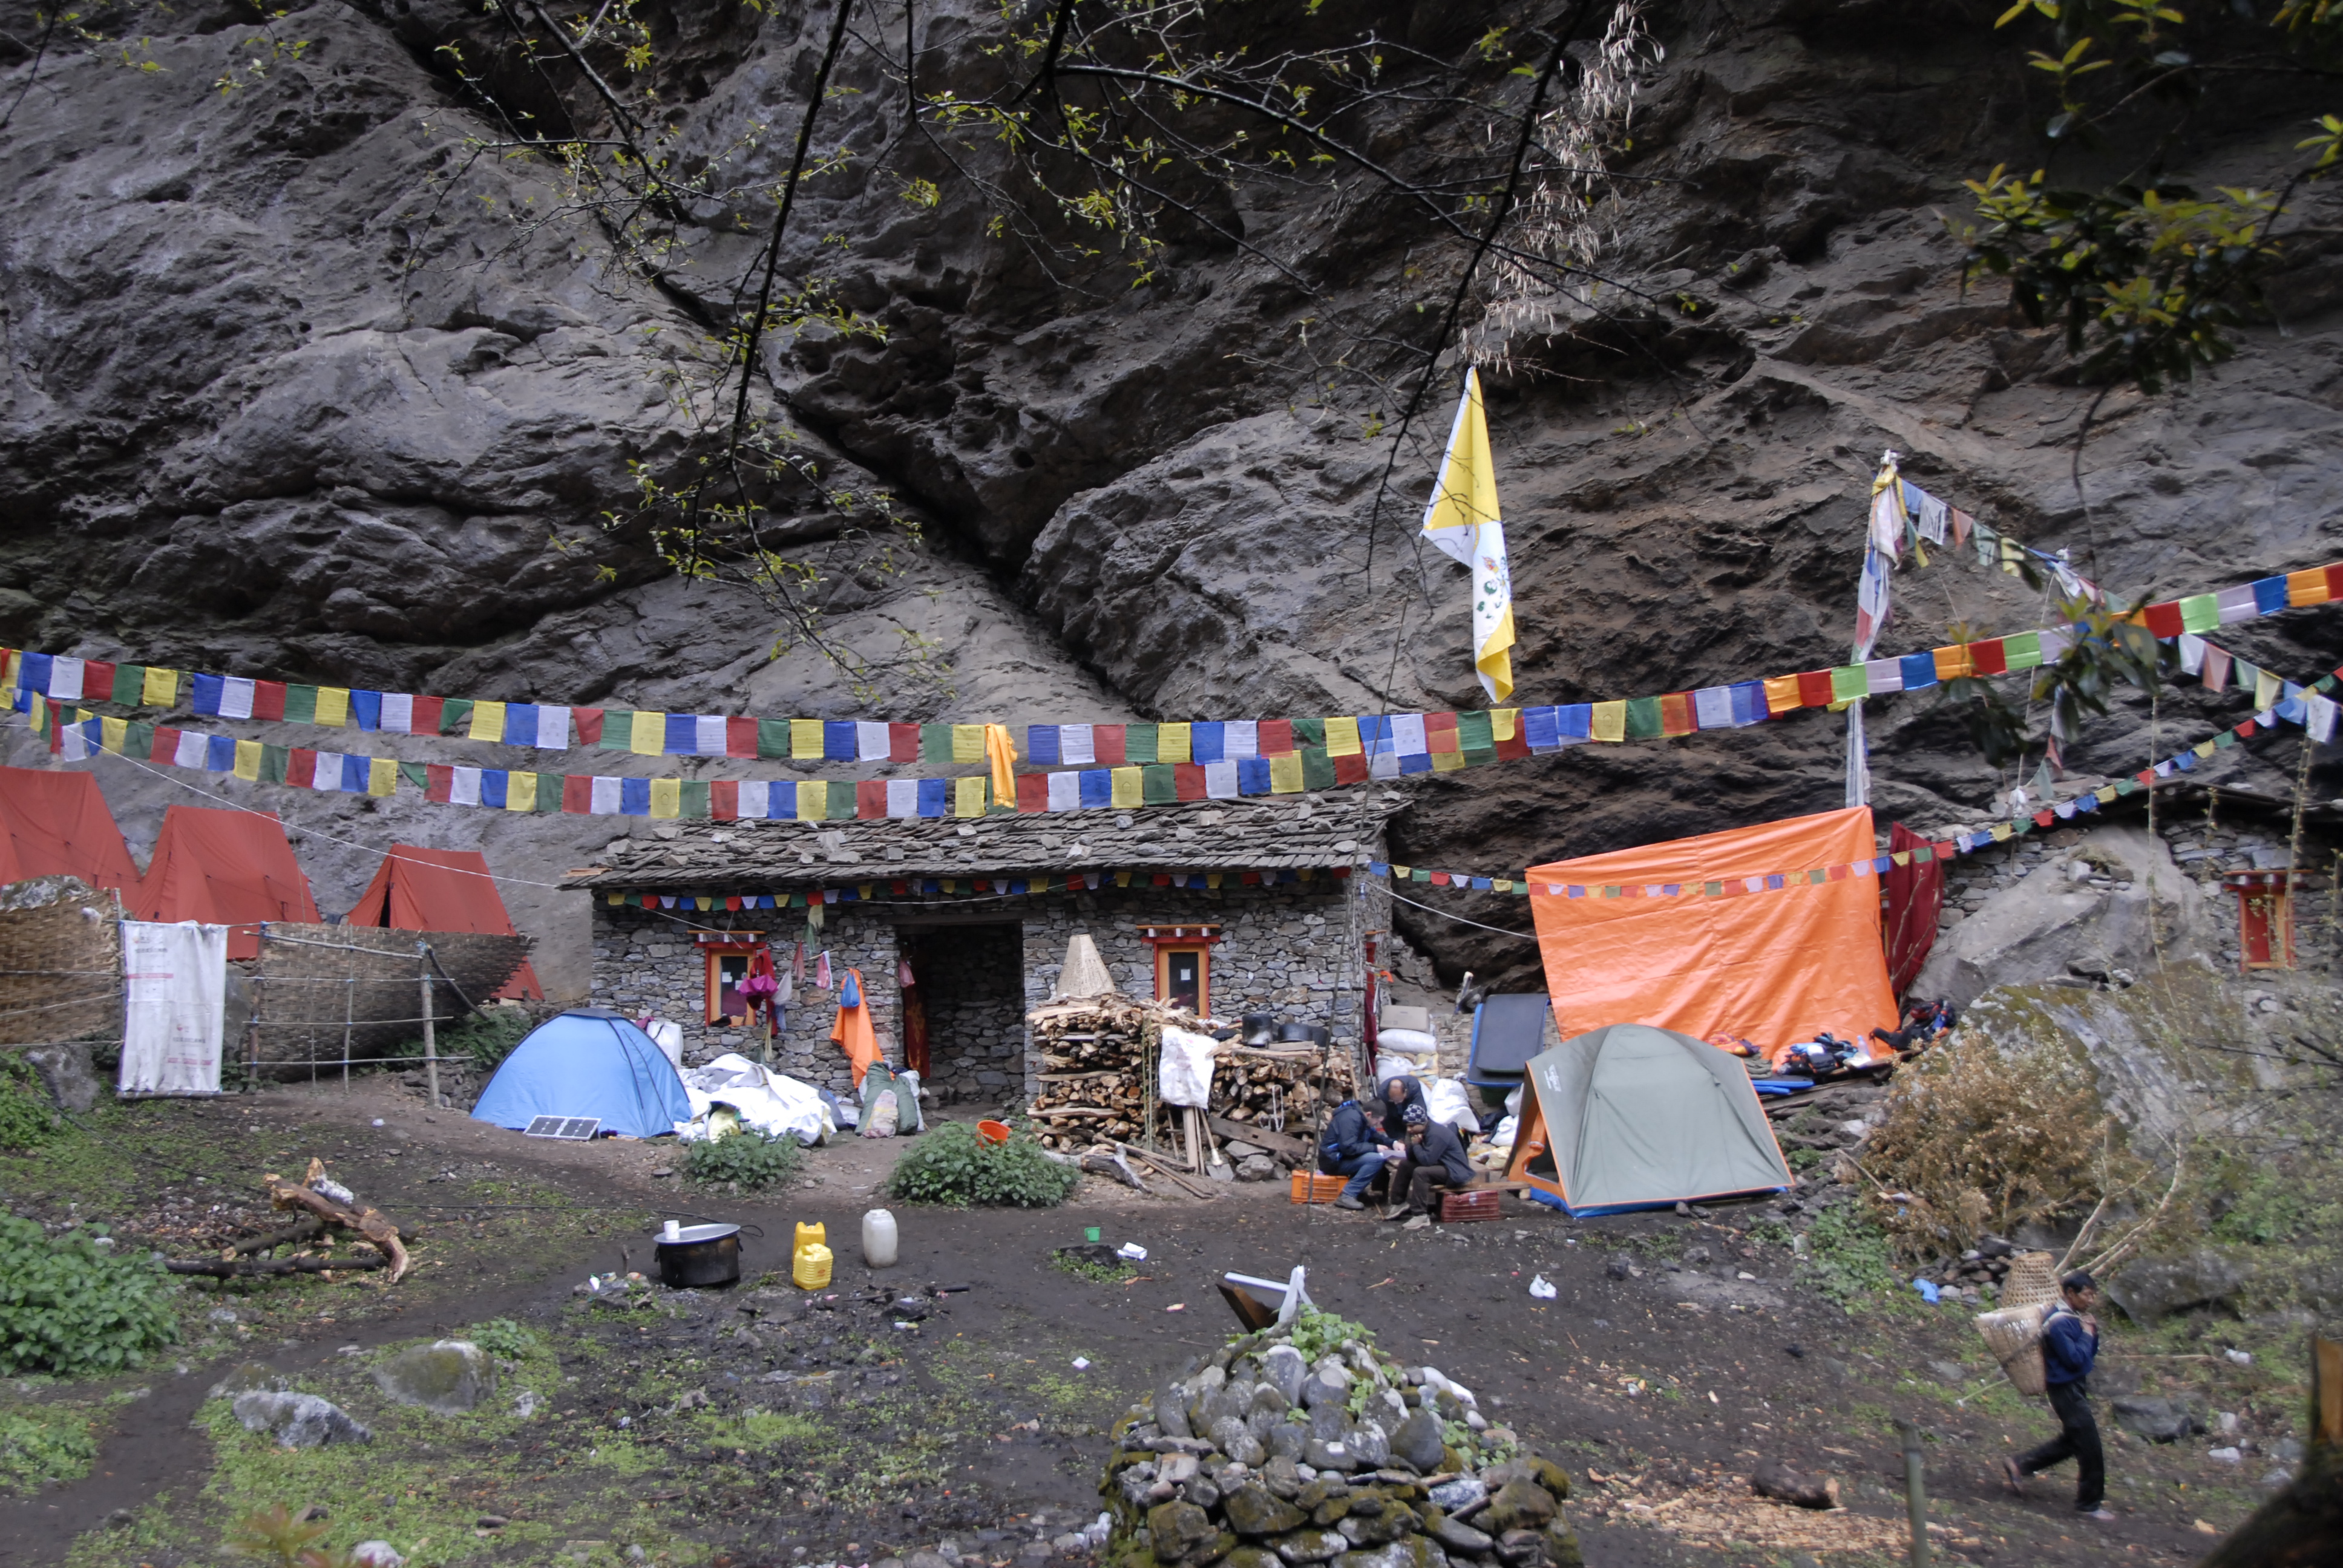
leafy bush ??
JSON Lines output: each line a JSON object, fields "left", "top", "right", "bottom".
{"left": 886, "top": 1123, "right": 1079, "bottom": 1207}
{"left": 467, "top": 1317, "right": 542, "bottom": 1360}
{"left": 441, "top": 1007, "right": 537, "bottom": 1074}
{"left": 1863, "top": 1028, "right": 2137, "bottom": 1259}
{"left": 0, "top": 1057, "right": 59, "bottom": 1151}
{"left": 1285, "top": 1308, "right": 1375, "bottom": 1363}
{"left": 0, "top": 1216, "right": 179, "bottom": 1376}
{"left": 681, "top": 1128, "right": 803, "bottom": 1191}
{"left": 228, "top": 1503, "right": 351, "bottom": 1568}
{"left": 0, "top": 1405, "right": 100, "bottom": 1494}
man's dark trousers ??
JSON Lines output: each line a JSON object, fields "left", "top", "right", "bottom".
{"left": 2016, "top": 1379, "right": 2104, "bottom": 1511}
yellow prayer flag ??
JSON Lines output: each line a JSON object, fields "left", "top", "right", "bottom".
{"left": 1429, "top": 749, "right": 1466, "bottom": 773}
{"left": 2195, "top": 740, "right": 2217, "bottom": 757}
{"left": 1268, "top": 752, "right": 1305, "bottom": 793}
{"left": 1491, "top": 709, "right": 1518, "bottom": 742}
{"left": 1590, "top": 702, "right": 1627, "bottom": 743}
{"left": 470, "top": 700, "right": 507, "bottom": 743}
{"left": 142, "top": 667, "right": 179, "bottom": 707}
{"left": 951, "top": 725, "right": 986, "bottom": 763}
{"left": 954, "top": 776, "right": 988, "bottom": 817}
{"left": 2255, "top": 668, "right": 2281, "bottom": 711}
{"left": 798, "top": 780, "right": 828, "bottom": 820}
{"left": 1325, "top": 717, "right": 1362, "bottom": 757}
{"left": 649, "top": 777, "right": 681, "bottom": 818}
{"left": 628, "top": 712, "right": 663, "bottom": 756}
{"left": 368, "top": 757, "right": 398, "bottom": 796}
{"left": 2288, "top": 567, "right": 2332, "bottom": 607}
{"left": 790, "top": 719, "right": 824, "bottom": 760}
{"left": 100, "top": 716, "right": 128, "bottom": 753}
{"left": 1157, "top": 722, "right": 1192, "bottom": 764}
{"left": 315, "top": 688, "right": 350, "bottom": 727}
{"left": 1110, "top": 766, "right": 1144, "bottom": 808}
{"left": 234, "top": 740, "right": 263, "bottom": 781}
{"left": 1418, "top": 367, "right": 1514, "bottom": 702}
{"left": 506, "top": 771, "right": 537, "bottom": 812}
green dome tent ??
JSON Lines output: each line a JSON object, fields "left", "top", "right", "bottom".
{"left": 1505, "top": 1022, "right": 1792, "bottom": 1216}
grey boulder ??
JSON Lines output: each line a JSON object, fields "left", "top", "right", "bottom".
{"left": 373, "top": 1339, "right": 494, "bottom": 1414}
{"left": 1210, "top": 1416, "right": 1268, "bottom": 1466}
{"left": 232, "top": 1391, "right": 371, "bottom": 1448}
{"left": 1392, "top": 1410, "right": 1447, "bottom": 1474}
{"left": 2111, "top": 1396, "right": 2205, "bottom": 1443}
{"left": 1261, "top": 1347, "right": 1309, "bottom": 1405}
{"left": 2105, "top": 1250, "right": 2252, "bottom": 1322}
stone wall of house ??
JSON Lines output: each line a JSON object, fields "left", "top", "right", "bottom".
{"left": 589, "top": 904, "right": 900, "bottom": 1095}
{"left": 899, "top": 923, "right": 1026, "bottom": 1103}
{"left": 589, "top": 872, "right": 1376, "bottom": 1106}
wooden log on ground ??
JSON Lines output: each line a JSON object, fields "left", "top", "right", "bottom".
{"left": 1118, "top": 1142, "right": 1217, "bottom": 1200}
{"left": 1749, "top": 1457, "right": 1841, "bottom": 1510}
{"left": 229, "top": 1217, "right": 326, "bottom": 1256}
{"left": 1080, "top": 1147, "right": 1149, "bottom": 1192}
{"left": 264, "top": 1162, "right": 410, "bottom": 1282}
{"left": 168, "top": 1253, "right": 390, "bottom": 1278}
{"left": 1205, "top": 1112, "right": 1310, "bottom": 1162}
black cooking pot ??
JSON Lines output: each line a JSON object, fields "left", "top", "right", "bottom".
{"left": 655, "top": 1223, "right": 742, "bottom": 1289}
{"left": 1242, "top": 1012, "right": 1279, "bottom": 1047}
{"left": 1277, "top": 1022, "right": 1329, "bottom": 1045}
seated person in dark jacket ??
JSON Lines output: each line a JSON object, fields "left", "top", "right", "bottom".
{"left": 1384, "top": 1105, "right": 1472, "bottom": 1224}
{"left": 1380, "top": 1074, "right": 1429, "bottom": 1141}
{"left": 1870, "top": 998, "right": 1957, "bottom": 1054}
{"left": 1317, "top": 1096, "right": 1398, "bottom": 1210}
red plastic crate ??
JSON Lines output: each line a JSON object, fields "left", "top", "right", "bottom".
{"left": 1440, "top": 1189, "right": 1502, "bottom": 1223}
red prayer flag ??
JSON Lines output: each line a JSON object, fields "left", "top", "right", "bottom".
{"left": 1968, "top": 639, "right": 2008, "bottom": 677}
{"left": 425, "top": 763, "right": 454, "bottom": 803}
{"left": 856, "top": 780, "right": 888, "bottom": 818}
{"left": 712, "top": 780, "right": 739, "bottom": 819}
{"left": 286, "top": 749, "right": 316, "bottom": 788}
{"left": 1659, "top": 693, "right": 1694, "bottom": 736}
{"left": 1826, "top": 863, "right": 1849, "bottom": 881}
{"left": 2141, "top": 601, "right": 2185, "bottom": 638}
{"left": 2236, "top": 719, "right": 2257, "bottom": 737}
{"left": 725, "top": 717, "right": 758, "bottom": 758}
{"left": 1015, "top": 773, "right": 1049, "bottom": 812}
{"left": 1093, "top": 725, "right": 1128, "bottom": 765}
{"left": 1257, "top": 719, "right": 1294, "bottom": 756}
{"left": 411, "top": 696, "right": 444, "bottom": 734}
{"left": 889, "top": 722, "right": 920, "bottom": 762}
{"left": 1493, "top": 725, "right": 1530, "bottom": 762}
{"left": 1332, "top": 751, "right": 1369, "bottom": 785}
{"left": 1425, "top": 713, "right": 1460, "bottom": 753}
{"left": 1430, "top": 872, "right": 1450, "bottom": 886}
{"left": 1173, "top": 763, "right": 1207, "bottom": 800}
{"left": 84, "top": 661, "right": 115, "bottom": 697}
{"left": 251, "top": 681, "right": 287, "bottom": 722}
{"left": 1797, "top": 670, "right": 1835, "bottom": 707}
{"left": 573, "top": 708, "right": 605, "bottom": 746}
{"left": 2033, "top": 809, "right": 2055, "bottom": 827}
{"left": 150, "top": 725, "right": 179, "bottom": 761}
{"left": 563, "top": 774, "right": 593, "bottom": 813}
{"left": 2327, "top": 564, "right": 2343, "bottom": 601}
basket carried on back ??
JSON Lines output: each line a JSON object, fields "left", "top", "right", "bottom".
{"left": 1975, "top": 1251, "right": 2063, "bottom": 1396}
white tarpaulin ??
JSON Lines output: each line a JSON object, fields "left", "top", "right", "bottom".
{"left": 119, "top": 920, "right": 227, "bottom": 1095}
{"left": 677, "top": 1053, "right": 833, "bottom": 1145}
{"left": 1158, "top": 1025, "right": 1222, "bottom": 1108}
{"left": 1423, "top": 1077, "right": 1483, "bottom": 1135}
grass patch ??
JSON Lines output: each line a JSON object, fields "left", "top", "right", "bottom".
{"left": 1799, "top": 1202, "right": 1904, "bottom": 1313}
{"left": 1050, "top": 1247, "right": 1136, "bottom": 1284}
{"left": 0, "top": 1399, "right": 109, "bottom": 1494}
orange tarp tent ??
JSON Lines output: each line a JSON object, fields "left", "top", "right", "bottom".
{"left": 345, "top": 845, "right": 543, "bottom": 1000}
{"left": 129, "top": 805, "right": 320, "bottom": 959}
{"left": 1525, "top": 806, "right": 1896, "bottom": 1060}
{"left": 0, "top": 767, "right": 139, "bottom": 892}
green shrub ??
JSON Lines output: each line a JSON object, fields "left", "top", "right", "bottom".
{"left": 1800, "top": 1201, "right": 1902, "bottom": 1312}
{"left": 0, "top": 1216, "right": 179, "bottom": 1376}
{"left": 468, "top": 1317, "right": 542, "bottom": 1360}
{"left": 681, "top": 1129, "right": 803, "bottom": 1191}
{"left": 1285, "top": 1307, "right": 1375, "bottom": 1363}
{"left": 0, "top": 1057, "right": 59, "bottom": 1151}
{"left": 439, "top": 1007, "right": 537, "bottom": 1074}
{"left": 0, "top": 1404, "right": 100, "bottom": 1494}
{"left": 886, "top": 1123, "right": 1079, "bottom": 1207}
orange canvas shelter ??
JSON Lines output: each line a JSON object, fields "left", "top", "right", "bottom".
{"left": 0, "top": 767, "right": 138, "bottom": 892}
{"left": 346, "top": 845, "right": 543, "bottom": 1000}
{"left": 1525, "top": 806, "right": 1896, "bottom": 1060}
{"left": 129, "top": 805, "right": 320, "bottom": 959}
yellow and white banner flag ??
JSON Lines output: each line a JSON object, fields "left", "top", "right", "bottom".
{"left": 1418, "top": 367, "right": 1515, "bottom": 703}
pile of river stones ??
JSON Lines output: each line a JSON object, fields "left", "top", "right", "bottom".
{"left": 1099, "top": 1321, "right": 1579, "bottom": 1568}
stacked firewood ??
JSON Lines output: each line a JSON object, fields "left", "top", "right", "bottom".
{"left": 1027, "top": 993, "right": 1172, "bottom": 1151}
{"left": 1214, "top": 1047, "right": 1349, "bottom": 1134}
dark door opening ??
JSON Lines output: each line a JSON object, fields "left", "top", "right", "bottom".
{"left": 894, "top": 923, "right": 1026, "bottom": 1105}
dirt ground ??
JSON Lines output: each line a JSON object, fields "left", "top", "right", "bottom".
{"left": 0, "top": 1076, "right": 2301, "bottom": 1568}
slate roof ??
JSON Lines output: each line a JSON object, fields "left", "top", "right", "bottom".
{"left": 563, "top": 793, "right": 1398, "bottom": 891}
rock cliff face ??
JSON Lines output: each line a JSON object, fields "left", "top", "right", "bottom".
{"left": 6, "top": 0, "right": 2342, "bottom": 991}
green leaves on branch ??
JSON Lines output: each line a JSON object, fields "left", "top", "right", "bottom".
{"left": 680, "top": 1128, "right": 804, "bottom": 1192}
{"left": 1932, "top": 598, "right": 2166, "bottom": 768}
{"left": 0, "top": 1215, "right": 179, "bottom": 1378}
{"left": 885, "top": 1122, "right": 1079, "bottom": 1207}
{"left": 1956, "top": 167, "right": 2278, "bottom": 394}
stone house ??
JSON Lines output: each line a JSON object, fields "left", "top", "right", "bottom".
{"left": 563, "top": 795, "right": 1396, "bottom": 1106}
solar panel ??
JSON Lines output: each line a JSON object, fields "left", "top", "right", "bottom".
{"left": 524, "top": 1116, "right": 601, "bottom": 1140}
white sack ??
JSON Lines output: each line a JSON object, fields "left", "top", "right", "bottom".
{"left": 1158, "top": 1025, "right": 1222, "bottom": 1108}
{"left": 644, "top": 1019, "right": 684, "bottom": 1069}
{"left": 1375, "top": 1054, "right": 1429, "bottom": 1085}
{"left": 1491, "top": 1114, "right": 1518, "bottom": 1148}
{"left": 1423, "top": 1077, "right": 1481, "bottom": 1134}
{"left": 119, "top": 920, "right": 227, "bottom": 1095}
{"left": 1375, "top": 1028, "right": 1438, "bottom": 1054}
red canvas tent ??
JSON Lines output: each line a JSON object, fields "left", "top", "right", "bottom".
{"left": 345, "top": 845, "right": 543, "bottom": 1000}
{"left": 129, "top": 805, "right": 320, "bottom": 959}
{"left": 0, "top": 768, "right": 139, "bottom": 892}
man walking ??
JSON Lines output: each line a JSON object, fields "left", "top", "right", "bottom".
{"left": 2001, "top": 1270, "right": 2115, "bottom": 1521}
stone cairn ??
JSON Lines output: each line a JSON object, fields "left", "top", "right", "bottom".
{"left": 1099, "top": 1318, "right": 1581, "bottom": 1568}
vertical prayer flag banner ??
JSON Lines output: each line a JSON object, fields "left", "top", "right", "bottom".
{"left": 1417, "top": 367, "right": 1516, "bottom": 703}
{"left": 1526, "top": 806, "right": 1896, "bottom": 1057}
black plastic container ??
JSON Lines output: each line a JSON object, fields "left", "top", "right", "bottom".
{"left": 655, "top": 1223, "right": 742, "bottom": 1288}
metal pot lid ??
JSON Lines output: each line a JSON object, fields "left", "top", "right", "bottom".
{"left": 656, "top": 1223, "right": 740, "bottom": 1245}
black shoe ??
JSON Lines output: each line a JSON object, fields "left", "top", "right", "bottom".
{"left": 1334, "top": 1195, "right": 1365, "bottom": 1211}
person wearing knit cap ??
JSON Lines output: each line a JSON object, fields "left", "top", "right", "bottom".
{"left": 1383, "top": 1103, "right": 1473, "bottom": 1229}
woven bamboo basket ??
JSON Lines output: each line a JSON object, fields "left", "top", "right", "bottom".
{"left": 1976, "top": 1302, "right": 2052, "bottom": 1396}
{"left": 2001, "top": 1250, "right": 2064, "bottom": 1310}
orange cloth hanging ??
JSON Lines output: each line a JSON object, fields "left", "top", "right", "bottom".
{"left": 831, "top": 966, "right": 880, "bottom": 1086}
{"left": 984, "top": 724, "right": 1018, "bottom": 809}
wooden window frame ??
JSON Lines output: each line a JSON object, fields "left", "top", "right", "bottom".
{"left": 1138, "top": 924, "right": 1222, "bottom": 1018}
{"left": 695, "top": 930, "right": 765, "bottom": 1025}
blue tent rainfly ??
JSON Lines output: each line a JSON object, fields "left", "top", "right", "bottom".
{"left": 471, "top": 1008, "right": 692, "bottom": 1138}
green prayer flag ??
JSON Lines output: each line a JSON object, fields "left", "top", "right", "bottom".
{"left": 1291, "top": 717, "right": 1326, "bottom": 747}
{"left": 1459, "top": 745, "right": 1496, "bottom": 768}
{"left": 111, "top": 665, "right": 145, "bottom": 706}
{"left": 757, "top": 719, "right": 790, "bottom": 759}
{"left": 2002, "top": 632, "right": 2043, "bottom": 672}
{"left": 535, "top": 776, "right": 566, "bottom": 812}
{"left": 920, "top": 724, "right": 954, "bottom": 764}
{"left": 1455, "top": 711, "right": 1493, "bottom": 750}
{"left": 1301, "top": 747, "right": 1335, "bottom": 791}
{"left": 1411, "top": 868, "right": 1431, "bottom": 883}
{"left": 827, "top": 782, "right": 860, "bottom": 819}
{"left": 1829, "top": 665, "right": 1866, "bottom": 702}
{"left": 2215, "top": 730, "right": 2239, "bottom": 749}
{"left": 399, "top": 760, "right": 430, "bottom": 789}
{"left": 283, "top": 686, "right": 318, "bottom": 725}
{"left": 440, "top": 698, "right": 474, "bottom": 735}
{"left": 2179, "top": 594, "right": 2220, "bottom": 635}
{"left": 680, "top": 780, "right": 711, "bottom": 819}
{"left": 1141, "top": 763, "right": 1177, "bottom": 804}
{"left": 125, "top": 721, "right": 154, "bottom": 755}
{"left": 258, "top": 744, "right": 289, "bottom": 785}
{"left": 1624, "top": 696, "right": 1662, "bottom": 740}
{"left": 597, "top": 713, "right": 632, "bottom": 750}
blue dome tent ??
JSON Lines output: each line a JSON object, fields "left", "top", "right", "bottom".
{"left": 471, "top": 1009, "right": 692, "bottom": 1138}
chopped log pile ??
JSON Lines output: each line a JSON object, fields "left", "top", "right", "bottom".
{"left": 164, "top": 1158, "right": 410, "bottom": 1282}
{"left": 1026, "top": 993, "right": 1353, "bottom": 1172}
